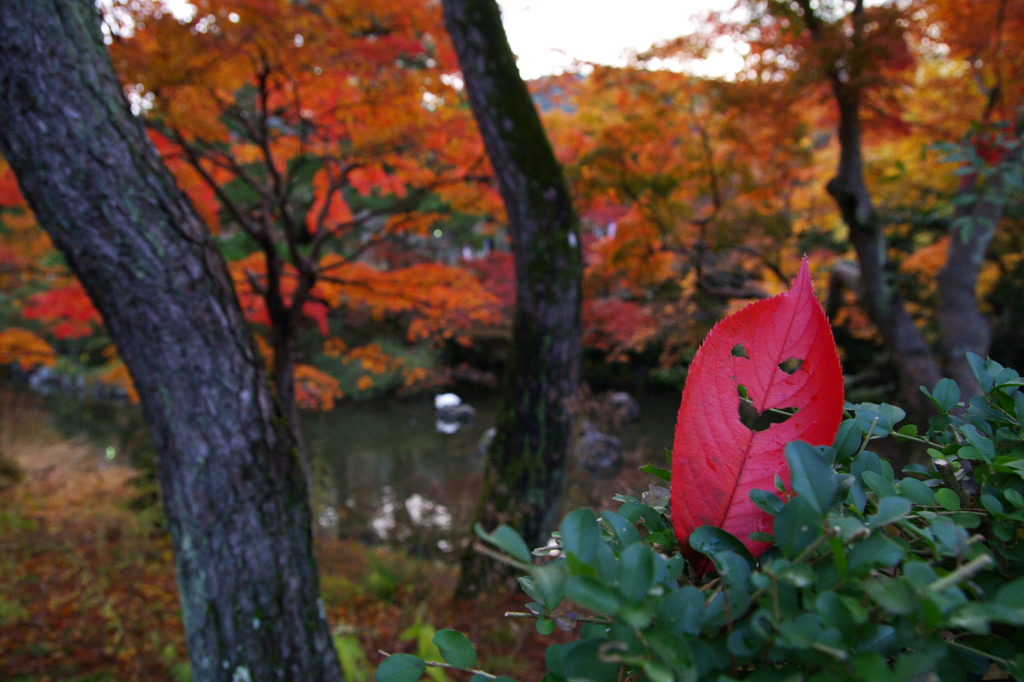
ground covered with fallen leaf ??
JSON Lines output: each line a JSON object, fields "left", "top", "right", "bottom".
{"left": 0, "top": 393, "right": 572, "bottom": 682}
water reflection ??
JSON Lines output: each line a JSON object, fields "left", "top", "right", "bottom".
{"left": 305, "top": 390, "right": 495, "bottom": 555}
{"left": 28, "top": 383, "right": 680, "bottom": 556}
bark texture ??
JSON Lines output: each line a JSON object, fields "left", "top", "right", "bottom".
{"left": 0, "top": 3, "right": 343, "bottom": 681}
{"left": 442, "top": 0, "right": 583, "bottom": 591}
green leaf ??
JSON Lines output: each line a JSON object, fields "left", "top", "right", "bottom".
{"left": 786, "top": 441, "right": 838, "bottom": 514}
{"left": 704, "top": 588, "right": 752, "bottom": 630}
{"left": 898, "top": 478, "right": 935, "bottom": 506}
{"left": 536, "top": 618, "right": 556, "bottom": 635}
{"left": 532, "top": 563, "right": 568, "bottom": 613}
{"left": 848, "top": 533, "right": 904, "bottom": 572}
{"left": 950, "top": 512, "right": 981, "bottom": 529}
{"left": 864, "top": 577, "right": 918, "bottom": 615}
{"left": 646, "top": 630, "right": 698, "bottom": 682}
{"left": 877, "top": 403, "right": 907, "bottom": 430}
{"left": 851, "top": 450, "right": 883, "bottom": 479}
{"left": 432, "top": 630, "right": 477, "bottom": 669}
{"left": 600, "top": 510, "right": 641, "bottom": 548}
{"left": 518, "top": 577, "right": 545, "bottom": 607}
{"left": 475, "top": 524, "right": 532, "bottom": 565}
{"left": 775, "top": 563, "right": 815, "bottom": 588}
{"left": 561, "top": 639, "right": 622, "bottom": 682}
{"left": 711, "top": 550, "right": 752, "bottom": 590}
{"left": 639, "top": 464, "right": 671, "bottom": 482}
{"left": 861, "top": 470, "right": 898, "bottom": 498}
{"left": 997, "top": 578, "right": 1024, "bottom": 612}
{"left": 833, "top": 419, "right": 862, "bottom": 459}
{"left": 376, "top": 654, "right": 426, "bottom": 682}
{"left": 934, "top": 488, "right": 961, "bottom": 511}
{"left": 868, "top": 496, "right": 911, "bottom": 528}
{"left": 850, "top": 652, "right": 895, "bottom": 682}
{"left": 959, "top": 424, "right": 995, "bottom": 462}
{"left": 561, "top": 509, "right": 601, "bottom": 563}
{"left": 816, "top": 592, "right": 866, "bottom": 636}
{"left": 896, "top": 424, "right": 918, "bottom": 438}
{"left": 1004, "top": 488, "right": 1024, "bottom": 509}
{"left": 656, "top": 586, "right": 705, "bottom": 637}
{"left": 832, "top": 515, "right": 869, "bottom": 543}
{"left": 688, "top": 526, "right": 754, "bottom": 564}
{"left": 981, "top": 493, "right": 1004, "bottom": 515}
{"left": 565, "top": 576, "right": 621, "bottom": 616}
{"left": 932, "top": 517, "right": 971, "bottom": 554}
{"left": 545, "top": 643, "right": 568, "bottom": 678}
{"left": 773, "top": 496, "right": 822, "bottom": 558}
{"left": 966, "top": 352, "right": 994, "bottom": 393}
{"left": 775, "top": 612, "right": 827, "bottom": 649}
{"left": 924, "top": 378, "right": 961, "bottom": 413}
{"left": 894, "top": 653, "right": 934, "bottom": 681}
{"left": 617, "top": 544, "right": 655, "bottom": 603}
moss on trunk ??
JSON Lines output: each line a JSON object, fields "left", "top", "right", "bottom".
{"left": 442, "top": 0, "right": 583, "bottom": 597}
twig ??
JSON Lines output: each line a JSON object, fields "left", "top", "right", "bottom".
{"left": 378, "top": 651, "right": 500, "bottom": 679}
{"left": 472, "top": 542, "right": 532, "bottom": 572}
{"left": 928, "top": 554, "right": 994, "bottom": 593}
{"left": 504, "top": 611, "right": 612, "bottom": 624}
{"left": 934, "top": 459, "right": 971, "bottom": 508}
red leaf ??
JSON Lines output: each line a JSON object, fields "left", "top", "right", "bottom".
{"left": 21, "top": 284, "right": 103, "bottom": 340}
{"left": 670, "top": 258, "right": 843, "bottom": 566}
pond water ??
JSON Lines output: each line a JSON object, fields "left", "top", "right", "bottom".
{"left": 31, "top": 384, "right": 682, "bottom": 556}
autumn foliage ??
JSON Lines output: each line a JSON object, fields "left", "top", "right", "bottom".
{"left": 1, "top": 0, "right": 1023, "bottom": 412}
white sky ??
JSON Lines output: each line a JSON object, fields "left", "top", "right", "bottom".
{"left": 162, "top": 1, "right": 742, "bottom": 79}
{"left": 497, "top": 0, "right": 742, "bottom": 79}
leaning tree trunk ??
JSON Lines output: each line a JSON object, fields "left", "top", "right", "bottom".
{"left": 825, "top": 82, "right": 943, "bottom": 423}
{"left": 442, "top": 0, "right": 583, "bottom": 595}
{"left": 0, "top": 3, "right": 343, "bottom": 681}
{"left": 937, "top": 111, "right": 1024, "bottom": 396}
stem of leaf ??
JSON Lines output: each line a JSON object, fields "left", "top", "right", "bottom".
{"left": 472, "top": 542, "right": 533, "bottom": 573}
{"left": 891, "top": 432, "right": 944, "bottom": 449}
{"left": 853, "top": 416, "right": 880, "bottom": 458}
{"left": 504, "top": 611, "right": 612, "bottom": 624}
{"left": 928, "top": 554, "right": 994, "bottom": 592}
{"left": 810, "top": 642, "right": 848, "bottom": 660}
{"left": 378, "top": 651, "right": 501, "bottom": 679}
{"left": 945, "top": 640, "right": 1011, "bottom": 667}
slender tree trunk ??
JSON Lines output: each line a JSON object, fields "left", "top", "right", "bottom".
{"left": 442, "top": 0, "right": 583, "bottom": 595}
{"left": 0, "top": 3, "right": 343, "bottom": 681}
{"left": 937, "top": 111, "right": 1024, "bottom": 395}
{"left": 825, "top": 82, "right": 942, "bottom": 422}
{"left": 790, "top": 0, "right": 941, "bottom": 422}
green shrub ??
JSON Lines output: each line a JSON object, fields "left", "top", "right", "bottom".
{"left": 376, "top": 354, "right": 1024, "bottom": 682}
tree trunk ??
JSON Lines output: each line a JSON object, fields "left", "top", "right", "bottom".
{"left": 937, "top": 111, "right": 1024, "bottom": 395}
{"left": 825, "top": 80, "right": 942, "bottom": 423}
{"left": 937, "top": 188, "right": 999, "bottom": 397}
{"left": 441, "top": 0, "right": 583, "bottom": 594}
{"left": 0, "top": 3, "right": 343, "bottom": 681}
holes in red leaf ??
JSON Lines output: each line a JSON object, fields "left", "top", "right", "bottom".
{"left": 737, "top": 384, "right": 798, "bottom": 432}
{"left": 778, "top": 357, "right": 803, "bottom": 375}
